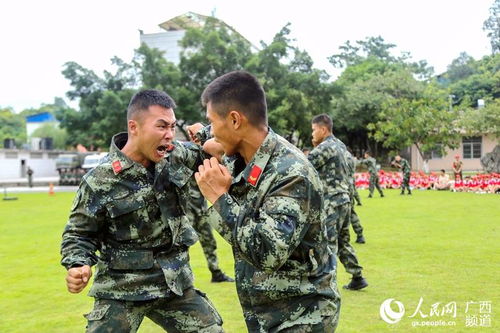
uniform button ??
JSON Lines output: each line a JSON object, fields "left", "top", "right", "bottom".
{"left": 226, "top": 197, "right": 233, "bottom": 204}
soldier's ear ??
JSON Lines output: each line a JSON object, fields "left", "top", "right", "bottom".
{"left": 128, "top": 119, "right": 138, "bottom": 136}
{"left": 228, "top": 111, "right": 242, "bottom": 130}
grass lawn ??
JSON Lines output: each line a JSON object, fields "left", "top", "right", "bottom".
{"left": 0, "top": 189, "right": 498, "bottom": 332}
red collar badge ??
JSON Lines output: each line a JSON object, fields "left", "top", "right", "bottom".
{"left": 247, "top": 165, "right": 262, "bottom": 186}
{"left": 112, "top": 160, "right": 122, "bottom": 174}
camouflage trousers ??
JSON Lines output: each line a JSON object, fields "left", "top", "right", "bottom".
{"left": 369, "top": 175, "right": 384, "bottom": 197}
{"left": 187, "top": 207, "right": 220, "bottom": 274}
{"left": 401, "top": 173, "right": 411, "bottom": 194}
{"left": 278, "top": 315, "right": 339, "bottom": 333}
{"left": 350, "top": 206, "right": 364, "bottom": 238}
{"left": 85, "top": 288, "right": 223, "bottom": 332}
{"left": 334, "top": 202, "right": 363, "bottom": 277}
{"left": 352, "top": 188, "right": 362, "bottom": 205}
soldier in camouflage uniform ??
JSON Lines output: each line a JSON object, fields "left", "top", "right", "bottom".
{"left": 346, "top": 149, "right": 362, "bottom": 206}
{"left": 195, "top": 71, "right": 340, "bottom": 332}
{"left": 391, "top": 155, "right": 412, "bottom": 195}
{"left": 60, "top": 90, "right": 223, "bottom": 333}
{"left": 345, "top": 151, "right": 365, "bottom": 244}
{"left": 359, "top": 151, "right": 384, "bottom": 198}
{"left": 186, "top": 177, "right": 234, "bottom": 282}
{"left": 308, "top": 114, "right": 368, "bottom": 291}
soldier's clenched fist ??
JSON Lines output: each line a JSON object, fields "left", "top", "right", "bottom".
{"left": 66, "top": 265, "right": 92, "bottom": 293}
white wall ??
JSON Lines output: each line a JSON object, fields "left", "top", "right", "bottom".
{"left": 0, "top": 150, "right": 60, "bottom": 179}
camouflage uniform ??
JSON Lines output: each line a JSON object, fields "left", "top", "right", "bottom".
{"left": 360, "top": 157, "right": 384, "bottom": 197}
{"left": 207, "top": 129, "right": 340, "bottom": 332}
{"left": 308, "top": 136, "right": 364, "bottom": 279}
{"left": 397, "top": 158, "right": 411, "bottom": 194}
{"left": 345, "top": 153, "right": 364, "bottom": 240}
{"left": 186, "top": 177, "right": 223, "bottom": 275}
{"left": 60, "top": 133, "right": 223, "bottom": 333}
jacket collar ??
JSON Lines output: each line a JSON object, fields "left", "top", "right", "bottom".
{"left": 227, "top": 128, "right": 277, "bottom": 188}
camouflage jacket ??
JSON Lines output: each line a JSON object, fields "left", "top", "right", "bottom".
{"left": 207, "top": 129, "right": 339, "bottom": 332}
{"left": 344, "top": 150, "right": 358, "bottom": 198}
{"left": 308, "top": 135, "right": 351, "bottom": 207}
{"left": 360, "top": 157, "right": 378, "bottom": 176}
{"left": 187, "top": 177, "right": 208, "bottom": 215}
{"left": 398, "top": 158, "right": 411, "bottom": 175}
{"left": 60, "top": 132, "right": 206, "bottom": 301}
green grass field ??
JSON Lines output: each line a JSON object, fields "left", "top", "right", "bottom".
{"left": 1, "top": 189, "right": 498, "bottom": 332}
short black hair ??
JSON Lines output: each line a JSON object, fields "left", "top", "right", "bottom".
{"left": 127, "top": 89, "right": 176, "bottom": 121}
{"left": 201, "top": 71, "right": 267, "bottom": 127}
{"left": 365, "top": 151, "right": 372, "bottom": 156}
{"left": 311, "top": 114, "right": 333, "bottom": 132}
{"left": 441, "top": 169, "right": 446, "bottom": 173}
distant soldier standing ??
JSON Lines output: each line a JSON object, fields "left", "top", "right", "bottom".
{"left": 195, "top": 71, "right": 340, "bottom": 332}
{"left": 308, "top": 114, "right": 368, "bottom": 290}
{"left": 345, "top": 152, "right": 366, "bottom": 244}
{"left": 391, "top": 155, "right": 412, "bottom": 195}
{"left": 27, "top": 167, "right": 34, "bottom": 188}
{"left": 360, "top": 151, "right": 384, "bottom": 198}
{"left": 452, "top": 154, "right": 463, "bottom": 181}
{"left": 60, "top": 90, "right": 223, "bottom": 332}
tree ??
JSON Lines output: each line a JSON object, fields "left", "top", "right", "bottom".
{"left": 369, "top": 84, "right": 462, "bottom": 167}
{"left": 445, "top": 52, "right": 478, "bottom": 83}
{"left": 247, "top": 24, "right": 334, "bottom": 147}
{"left": 31, "top": 123, "right": 68, "bottom": 149}
{"left": 0, "top": 107, "right": 25, "bottom": 148}
{"left": 483, "top": 0, "right": 500, "bottom": 54}
{"left": 328, "top": 36, "right": 434, "bottom": 80}
{"left": 177, "top": 17, "right": 254, "bottom": 128}
{"left": 459, "top": 99, "right": 500, "bottom": 138}
{"left": 330, "top": 59, "right": 425, "bottom": 154}
{"left": 448, "top": 53, "right": 500, "bottom": 107}
{"left": 58, "top": 58, "right": 137, "bottom": 148}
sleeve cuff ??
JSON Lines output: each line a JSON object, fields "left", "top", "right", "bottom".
{"left": 212, "top": 193, "right": 240, "bottom": 228}
{"left": 195, "top": 125, "right": 212, "bottom": 145}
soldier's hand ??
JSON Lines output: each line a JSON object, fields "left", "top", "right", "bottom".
{"left": 195, "top": 157, "right": 232, "bottom": 204}
{"left": 202, "top": 139, "right": 224, "bottom": 162}
{"left": 187, "top": 123, "right": 204, "bottom": 144}
{"left": 66, "top": 265, "right": 92, "bottom": 293}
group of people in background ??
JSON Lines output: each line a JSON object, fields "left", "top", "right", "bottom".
{"left": 354, "top": 169, "right": 500, "bottom": 194}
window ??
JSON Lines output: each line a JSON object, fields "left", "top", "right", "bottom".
{"left": 462, "top": 136, "right": 482, "bottom": 159}
{"left": 48, "top": 153, "right": 59, "bottom": 159}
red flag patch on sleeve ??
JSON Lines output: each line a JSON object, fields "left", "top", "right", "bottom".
{"left": 112, "top": 160, "right": 122, "bottom": 174}
{"left": 247, "top": 165, "right": 262, "bottom": 186}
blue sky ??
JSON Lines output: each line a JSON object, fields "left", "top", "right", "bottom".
{"left": 0, "top": 0, "right": 494, "bottom": 111}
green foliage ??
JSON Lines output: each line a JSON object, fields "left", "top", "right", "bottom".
{"left": 370, "top": 84, "right": 461, "bottom": 159}
{"left": 448, "top": 53, "right": 500, "bottom": 107}
{"left": 247, "top": 24, "right": 333, "bottom": 146}
{"left": 30, "top": 123, "right": 68, "bottom": 149}
{"left": 0, "top": 107, "right": 26, "bottom": 147}
{"left": 483, "top": 0, "right": 500, "bottom": 54}
{"left": 443, "top": 52, "right": 478, "bottom": 84}
{"left": 58, "top": 59, "right": 136, "bottom": 149}
{"left": 459, "top": 99, "right": 500, "bottom": 138}
{"left": 177, "top": 17, "right": 254, "bottom": 126}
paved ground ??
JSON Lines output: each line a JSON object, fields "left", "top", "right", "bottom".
{"left": 1, "top": 185, "right": 78, "bottom": 194}
{"left": 0, "top": 177, "right": 77, "bottom": 194}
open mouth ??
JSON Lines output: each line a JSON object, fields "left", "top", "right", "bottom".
{"left": 157, "top": 145, "right": 167, "bottom": 157}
